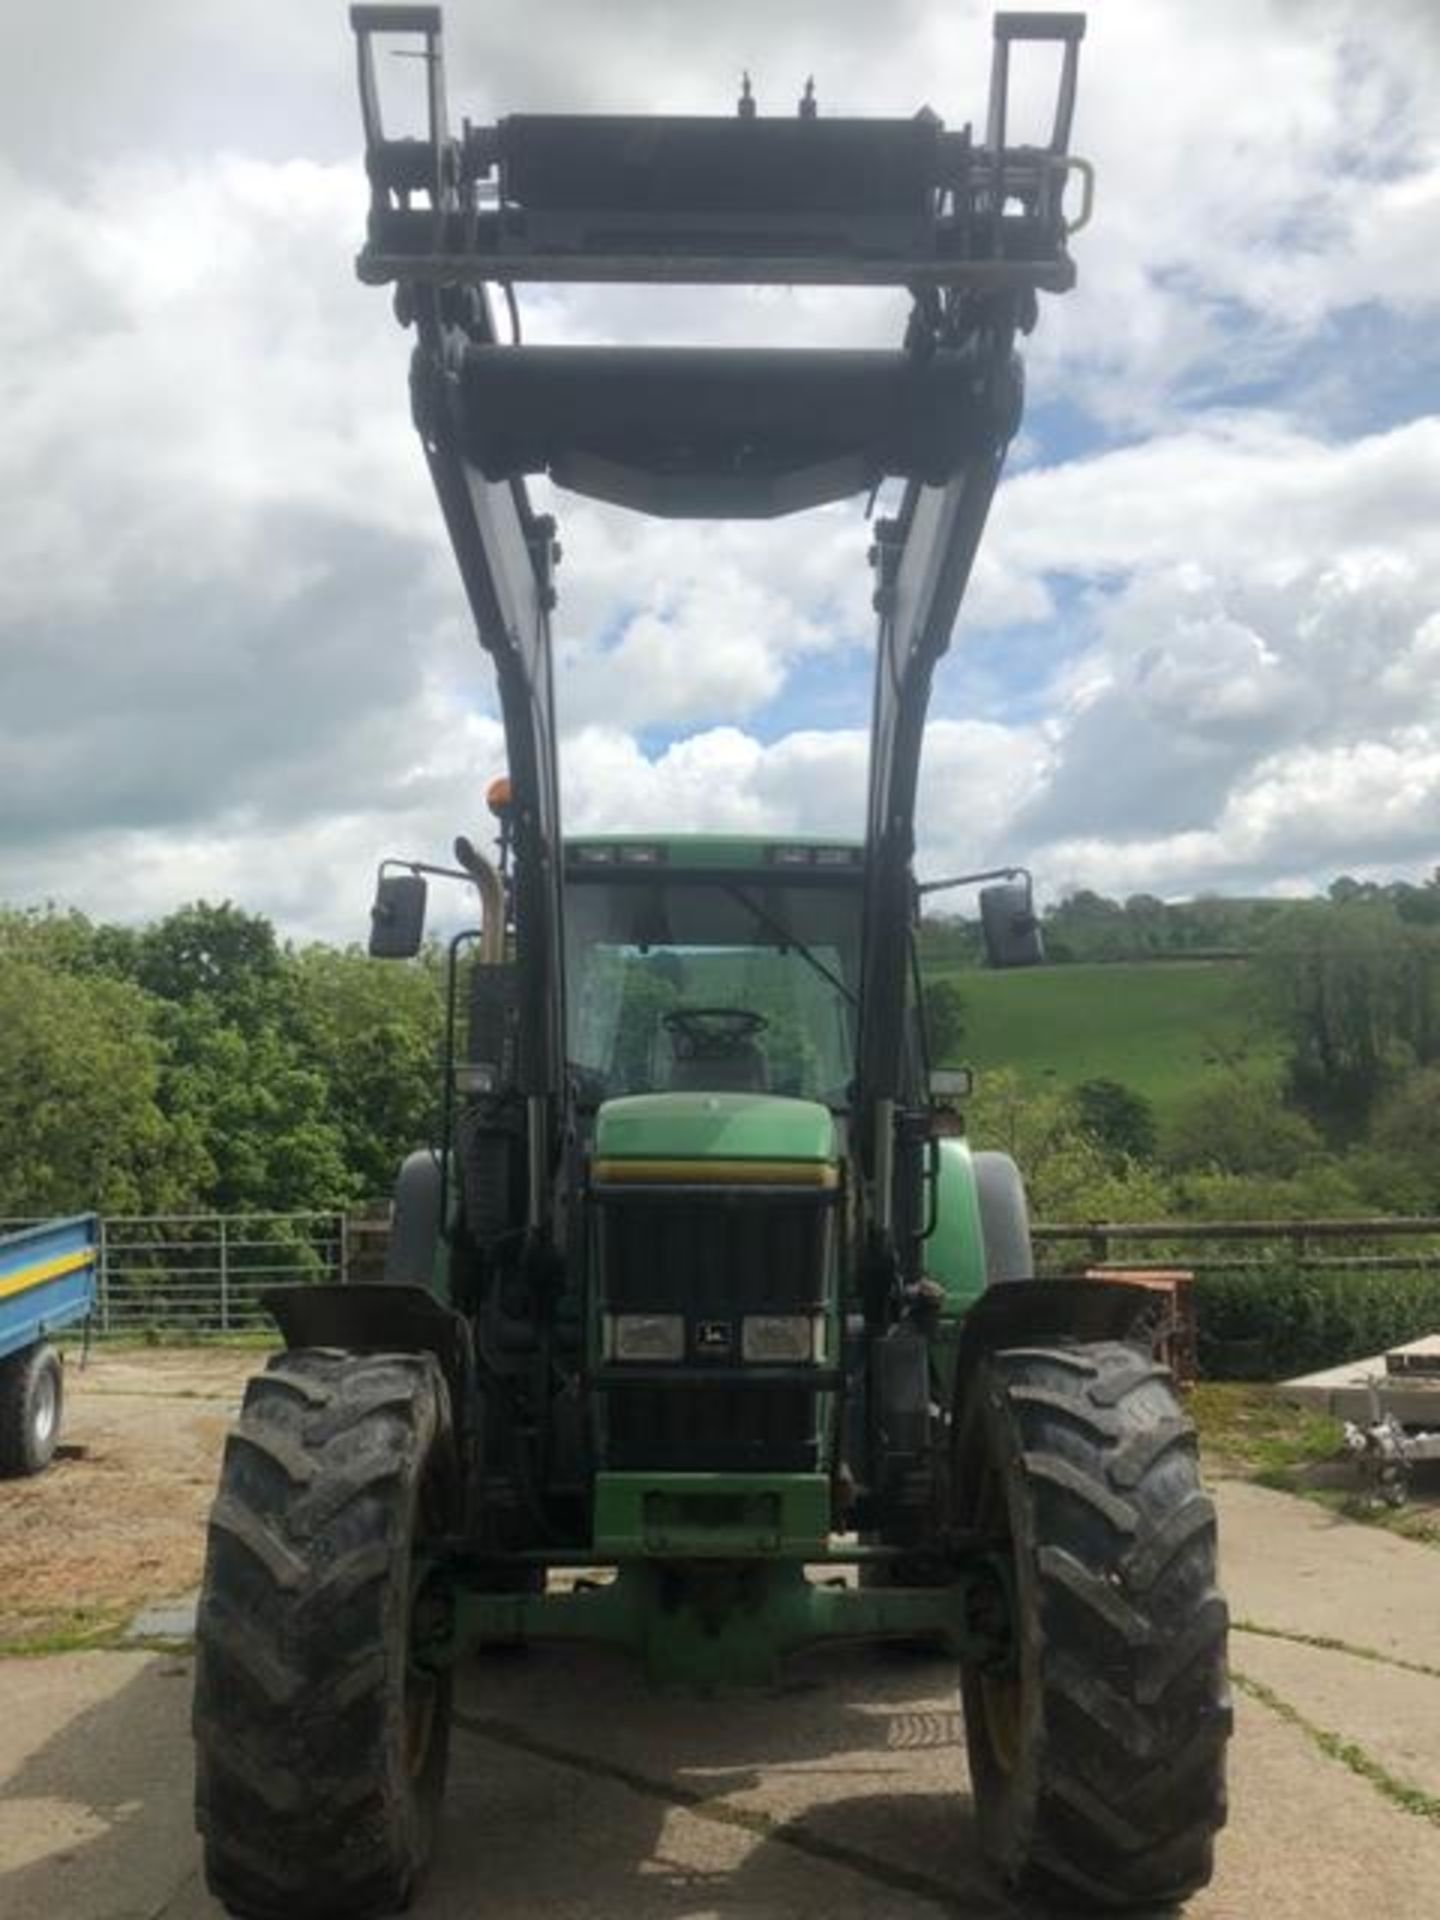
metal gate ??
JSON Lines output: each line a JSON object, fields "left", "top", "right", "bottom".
{"left": 0, "top": 1213, "right": 350, "bottom": 1338}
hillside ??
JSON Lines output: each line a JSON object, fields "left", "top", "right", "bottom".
{"left": 931, "top": 959, "right": 1282, "bottom": 1115}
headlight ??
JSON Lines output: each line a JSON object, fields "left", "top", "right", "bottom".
{"left": 609, "top": 1313, "right": 685, "bottom": 1362}
{"left": 741, "top": 1314, "right": 826, "bottom": 1364}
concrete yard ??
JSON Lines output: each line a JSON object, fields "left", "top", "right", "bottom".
{"left": 4, "top": 1354, "right": 1440, "bottom": 1918}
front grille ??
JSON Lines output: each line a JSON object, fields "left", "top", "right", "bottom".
{"left": 596, "top": 1190, "right": 831, "bottom": 1473}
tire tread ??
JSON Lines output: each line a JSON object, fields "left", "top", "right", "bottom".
{"left": 193, "top": 1348, "right": 452, "bottom": 1919}
{"left": 958, "top": 1339, "right": 1230, "bottom": 1910}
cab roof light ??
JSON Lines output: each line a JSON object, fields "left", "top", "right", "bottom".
{"left": 617, "top": 843, "right": 665, "bottom": 865}
{"left": 768, "top": 844, "right": 814, "bottom": 866}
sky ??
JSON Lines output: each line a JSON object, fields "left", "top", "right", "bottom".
{"left": 2, "top": 0, "right": 1438, "bottom": 943}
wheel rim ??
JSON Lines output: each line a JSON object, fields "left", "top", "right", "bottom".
{"left": 405, "top": 1665, "right": 438, "bottom": 1780}
{"left": 979, "top": 1668, "right": 1023, "bottom": 1775}
{"left": 405, "top": 1551, "right": 447, "bottom": 1783}
{"left": 31, "top": 1368, "right": 58, "bottom": 1449}
{"left": 974, "top": 1456, "right": 1024, "bottom": 1778}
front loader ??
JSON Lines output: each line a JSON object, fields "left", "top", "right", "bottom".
{"left": 192, "top": 9, "right": 1230, "bottom": 1914}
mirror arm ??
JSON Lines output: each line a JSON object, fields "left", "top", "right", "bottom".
{"left": 917, "top": 864, "right": 1030, "bottom": 898}
{"left": 378, "top": 856, "right": 472, "bottom": 886}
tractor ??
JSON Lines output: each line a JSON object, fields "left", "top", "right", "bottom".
{"left": 192, "top": 9, "right": 1230, "bottom": 1913}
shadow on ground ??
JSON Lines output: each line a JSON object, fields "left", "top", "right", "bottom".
{"left": 0, "top": 1640, "right": 1185, "bottom": 1920}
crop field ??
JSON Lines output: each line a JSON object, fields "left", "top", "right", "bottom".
{"left": 934, "top": 959, "right": 1284, "bottom": 1113}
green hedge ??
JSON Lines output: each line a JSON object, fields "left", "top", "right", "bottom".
{"left": 1196, "top": 1267, "right": 1440, "bottom": 1380}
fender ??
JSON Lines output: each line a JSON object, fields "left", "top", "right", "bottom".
{"left": 924, "top": 1137, "right": 988, "bottom": 1312}
{"left": 261, "top": 1281, "right": 474, "bottom": 1419}
{"left": 954, "top": 1276, "right": 1169, "bottom": 1384}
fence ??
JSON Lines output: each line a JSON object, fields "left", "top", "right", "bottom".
{"left": 1033, "top": 1216, "right": 1440, "bottom": 1276}
{"left": 1, "top": 1213, "right": 351, "bottom": 1338}
{"left": 11, "top": 1208, "right": 1440, "bottom": 1342}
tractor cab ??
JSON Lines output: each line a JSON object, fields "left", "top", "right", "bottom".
{"left": 562, "top": 835, "right": 864, "bottom": 1110}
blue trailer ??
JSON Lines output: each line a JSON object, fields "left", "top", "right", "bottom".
{"left": 0, "top": 1214, "right": 96, "bottom": 1476}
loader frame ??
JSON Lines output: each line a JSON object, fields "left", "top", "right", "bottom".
{"left": 348, "top": 1, "right": 1089, "bottom": 1282}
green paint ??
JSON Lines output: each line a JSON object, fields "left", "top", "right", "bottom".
{"left": 594, "top": 1091, "right": 836, "bottom": 1163}
{"left": 924, "top": 1138, "right": 988, "bottom": 1312}
{"left": 593, "top": 1472, "right": 831, "bottom": 1558}
{"left": 455, "top": 1559, "right": 987, "bottom": 1688}
{"left": 565, "top": 833, "right": 862, "bottom": 871}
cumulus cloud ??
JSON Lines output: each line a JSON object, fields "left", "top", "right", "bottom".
{"left": 1, "top": 2, "right": 1437, "bottom": 937}
{"left": 995, "top": 416, "right": 1440, "bottom": 859}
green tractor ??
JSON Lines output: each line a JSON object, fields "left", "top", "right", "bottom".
{"left": 192, "top": 9, "right": 1229, "bottom": 1914}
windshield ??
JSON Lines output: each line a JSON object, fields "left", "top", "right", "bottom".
{"left": 564, "top": 876, "right": 862, "bottom": 1106}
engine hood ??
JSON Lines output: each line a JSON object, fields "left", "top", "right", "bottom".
{"left": 593, "top": 1091, "right": 836, "bottom": 1166}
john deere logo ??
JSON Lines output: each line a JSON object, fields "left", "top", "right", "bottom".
{"left": 695, "top": 1320, "right": 732, "bottom": 1356}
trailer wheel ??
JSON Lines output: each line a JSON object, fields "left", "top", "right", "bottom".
{"left": 0, "top": 1342, "right": 64, "bottom": 1477}
{"left": 954, "top": 1340, "right": 1230, "bottom": 1909}
{"left": 193, "top": 1349, "right": 457, "bottom": 1919}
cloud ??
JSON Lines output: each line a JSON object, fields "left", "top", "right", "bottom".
{"left": 1, "top": 3, "right": 1439, "bottom": 940}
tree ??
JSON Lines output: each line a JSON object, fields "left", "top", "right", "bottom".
{"left": 923, "top": 977, "right": 968, "bottom": 1064}
{"left": 132, "top": 901, "right": 285, "bottom": 1030}
{"left": 0, "top": 957, "right": 208, "bottom": 1213}
{"left": 1073, "top": 1078, "right": 1157, "bottom": 1164}
{"left": 289, "top": 945, "right": 444, "bottom": 1197}
{"left": 1253, "top": 900, "right": 1415, "bottom": 1124}
{"left": 964, "top": 1069, "right": 1170, "bottom": 1222}
{"left": 1159, "top": 1077, "right": 1324, "bottom": 1177}
{"left": 1364, "top": 1066, "right": 1440, "bottom": 1209}
{"left": 159, "top": 999, "right": 355, "bottom": 1212}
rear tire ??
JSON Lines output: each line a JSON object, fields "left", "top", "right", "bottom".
{"left": 0, "top": 1342, "right": 63, "bottom": 1476}
{"left": 193, "top": 1349, "right": 457, "bottom": 1919}
{"left": 955, "top": 1340, "right": 1229, "bottom": 1909}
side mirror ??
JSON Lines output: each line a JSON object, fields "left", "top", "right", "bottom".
{"left": 980, "top": 881, "right": 1044, "bottom": 970}
{"left": 369, "top": 872, "right": 428, "bottom": 959}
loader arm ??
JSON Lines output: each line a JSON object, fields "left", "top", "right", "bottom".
{"left": 350, "top": 3, "right": 1087, "bottom": 1252}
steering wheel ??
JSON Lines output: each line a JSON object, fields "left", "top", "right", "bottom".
{"left": 662, "top": 1006, "right": 768, "bottom": 1059}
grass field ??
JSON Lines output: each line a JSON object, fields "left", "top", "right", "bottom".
{"left": 934, "top": 959, "right": 1283, "bottom": 1114}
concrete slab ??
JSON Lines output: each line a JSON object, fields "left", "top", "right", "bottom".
{"left": 123, "top": 1592, "right": 199, "bottom": 1642}
{"left": 6, "top": 1471, "right": 1440, "bottom": 1918}
{"left": 0, "top": 1650, "right": 201, "bottom": 1920}
{"left": 1235, "top": 1629, "right": 1440, "bottom": 1800}
{"left": 1215, "top": 1478, "right": 1440, "bottom": 1668}
{"left": 9, "top": 1643, "right": 1440, "bottom": 1920}
{"left": 1281, "top": 1349, "right": 1440, "bottom": 1424}
{"left": 1386, "top": 1332, "right": 1440, "bottom": 1376}
{"left": 1194, "top": 1683, "right": 1440, "bottom": 1920}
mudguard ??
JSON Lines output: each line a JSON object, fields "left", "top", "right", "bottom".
{"left": 383, "top": 1149, "right": 445, "bottom": 1287}
{"left": 927, "top": 1141, "right": 1036, "bottom": 1310}
{"left": 953, "top": 1277, "right": 1169, "bottom": 1386}
{"left": 925, "top": 1138, "right": 988, "bottom": 1312}
{"left": 261, "top": 1281, "right": 474, "bottom": 1417}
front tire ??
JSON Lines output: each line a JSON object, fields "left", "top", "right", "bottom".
{"left": 193, "top": 1349, "right": 457, "bottom": 1919}
{"left": 955, "top": 1340, "right": 1230, "bottom": 1909}
{"left": 0, "top": 1342, "right": 63, "bottom": 1476}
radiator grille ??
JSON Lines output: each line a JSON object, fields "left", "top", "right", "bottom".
{"left": 597, "top": 1190, "right": 830, "bottom": 1472}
